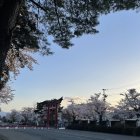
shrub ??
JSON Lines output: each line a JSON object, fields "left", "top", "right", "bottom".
{"left": 67, "top": 124, "right": 140, "bottom": 136}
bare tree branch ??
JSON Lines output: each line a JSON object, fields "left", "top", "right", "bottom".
{"left": 29, "top": 0, "right": 47, "bottom": 12}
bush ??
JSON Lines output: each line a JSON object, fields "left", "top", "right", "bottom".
{"left": 67, "top": 124, "right": 140, "bottom": 136}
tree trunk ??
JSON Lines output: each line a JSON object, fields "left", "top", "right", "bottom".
{"left": 0, "top": 0, "right": 22, "bottom": 89}
{"left": 99, "top": 114, "right": 103, "bottom": 126}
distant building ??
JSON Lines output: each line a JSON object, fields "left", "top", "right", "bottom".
{"left": 124, "top": 119, "right": 140, "bottom": 128}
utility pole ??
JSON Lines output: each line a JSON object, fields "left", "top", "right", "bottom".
{"left": 102, "top": 89, "right": 107, "bottom": 94}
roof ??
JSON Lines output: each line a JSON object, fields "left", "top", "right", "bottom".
{"left": 34, "top": 97, "right": 63, "bottom": 113}
{"left": 38, "top": 97, "right": 63, "bottom": 106}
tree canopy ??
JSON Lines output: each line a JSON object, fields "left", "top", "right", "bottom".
{"left": 113, "top": 89, "right": 140, "bottom": 119}
{"left": 0, "top": 0, "right": 140, "bottom": 90}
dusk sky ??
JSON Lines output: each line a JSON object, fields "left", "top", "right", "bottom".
{"left": 1, "top": 10, "right": 140, "bottom": 112}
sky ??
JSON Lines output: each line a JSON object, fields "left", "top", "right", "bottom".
{"left": 1, "top": 10, "right": 140, "bottom": 112}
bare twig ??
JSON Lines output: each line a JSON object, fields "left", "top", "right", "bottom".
{"left": 29, "top": 0, "right": 47, "bottom": 12}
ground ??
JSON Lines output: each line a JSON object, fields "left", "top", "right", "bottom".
{"left": 0, "top": 128, "right": 139, "bottom": 140}
{"left": 0, "top": 134, "right": 8, "bottom": 140}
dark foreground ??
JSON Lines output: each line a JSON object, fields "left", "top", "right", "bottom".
{"left": 0, "top": 128, "right": 139, "bottom": 140}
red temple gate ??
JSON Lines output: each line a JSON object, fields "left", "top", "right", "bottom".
{"left": 35, "top": 97, "right": 63, "bottom": 128}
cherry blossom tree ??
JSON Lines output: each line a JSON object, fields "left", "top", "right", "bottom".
{"left": 62, "top": 100, "right": 79, "bottom": 123}
{"left": 76, "top": 103, "right": 95, "bottom": 120}
{"left": 62, "top": 99, "right": 96, "bottom": 123}
{"left": 4, "top": 107, "right": 38, "bottom": 125}
{"left": 21, "top": 107, "right": 37, "bottom": 125}
{"left": 6, "top": 109, "right": 24, "bottom": 123}
{"left": 88, "top": 93, "right": 110, "bottom": 125}
{"left": 0, "top": 84, "right": 14, "bottom": 104}
{"left": 113, "top": 89, "right": 140, "bottom": 119}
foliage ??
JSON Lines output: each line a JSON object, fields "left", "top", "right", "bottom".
{"left": 6, "top": 109, "right": 23, "bottom": 123}
{"left": 62, "top": 94, "right": 110, "bottom": 124}
{"left": 0, "top": 84, "right": 14, "bottom": 111}
{"left": 63, "top": 97, "right": 89, "bottom": 123}
{"left": 88, "top": 93, "right": 110, "bottom": 124}
{"left": 113, "top": 89, "right": 140, "bottom": 119}
{"left": 4, "top": 108, "right": 37, "bottom": 125}
{"left": 0, "top": 84, "right": 14, "bottom": 104}
{"left": 62, "top": 102, "right": 80, "bottom": 123}
{"left": 63, "top": 89, "right": 140, "bottom": 126}
{"left": 21, "top": 107, "right": 37, "bottom": 125}
{"left": 67, "top": 123, "right": 140, "bottom": 136}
